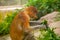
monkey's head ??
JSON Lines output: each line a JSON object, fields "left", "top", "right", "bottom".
{"left": 24, "top": 6, "right": 38, "bottom": 19}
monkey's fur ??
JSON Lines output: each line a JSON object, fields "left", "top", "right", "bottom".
{"left": 10, "top": 6, "right": 37, "bottom": 40}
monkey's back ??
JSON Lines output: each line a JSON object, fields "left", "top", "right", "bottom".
{"left": 10, "top": 12, "right": 25, "bottom": 40}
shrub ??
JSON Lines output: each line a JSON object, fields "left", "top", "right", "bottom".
{"left": 26, "top": 0, "right": 60, "bottom": 20}
{"left": 0, "top": 9, "right": 20, "bottom": 35}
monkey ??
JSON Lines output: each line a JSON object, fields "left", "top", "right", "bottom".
{"left": 10, "top": 6, "right": 38, "bottom": 40}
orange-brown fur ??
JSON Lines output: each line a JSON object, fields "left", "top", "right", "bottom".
{"left": 10, "top": 6, "right": 37, "bottom": 40}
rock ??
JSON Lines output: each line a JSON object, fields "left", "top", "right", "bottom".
{"left": 38, "top": 11, "right": 60, "bottom": 35}
{"left": 38, "top": 11, "right": 60, "bottom": 24}
{"left": 49, "top": 21, "right": 60, "bottom": 35}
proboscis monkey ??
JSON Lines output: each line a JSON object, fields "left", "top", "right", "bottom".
{"left": 10, "top": 6, "right": 38, "bottom": 40}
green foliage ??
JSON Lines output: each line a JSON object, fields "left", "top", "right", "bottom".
{"left": 41, "top": 20, "right": 47, "bottom": 25}
{"left": 0, "top": 9, "right": 20, "bottom": 35}
{"left": 38, "top": 20, "right": 60, "bottom": 40}
{"left": 38, "top": 28, "right": 60, "bottom": 40}
{"left": 26, "top": 0, "right": 60, "bottom": 20}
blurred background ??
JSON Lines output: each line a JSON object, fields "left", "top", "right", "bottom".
{"left": 0, "top": 0, "right": 28, "bottom": 6}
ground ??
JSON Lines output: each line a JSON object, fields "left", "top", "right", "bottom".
{"left": 0, "top": 34, "right": 11, "bottom": 40}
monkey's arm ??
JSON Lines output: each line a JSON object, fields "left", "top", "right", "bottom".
{"left": 22, "top": 18, "right": 31, "bottom": 32}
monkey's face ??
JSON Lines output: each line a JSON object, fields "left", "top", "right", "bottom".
{"left": 25, "top": 6, "right": 38, "bottom": 19}
{"left": 29, "top": 11, "right": 37, "bottom": 19}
